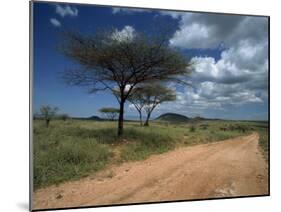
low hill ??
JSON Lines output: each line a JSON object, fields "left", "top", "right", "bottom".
{"left": 87, "top": 115, "right": 102, "bottom": 120}
{"left": 72, "top": 115, "right": 102, "bottom": 121}
{"left": 155, "top": 113, "right": 190, "bottom": 122}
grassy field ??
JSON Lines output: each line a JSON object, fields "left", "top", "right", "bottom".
{"left": 33, "top": 119, "right": 268, "bottom": 190}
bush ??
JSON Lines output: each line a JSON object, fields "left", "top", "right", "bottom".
{"left": 227, "top": 124, "right": 248, "bottom": 132}
{"left": 200, "top": 124, "right": 208, "bottom": 130}
{"left": 190, "top": 125, "right": 196, "bottom": 132}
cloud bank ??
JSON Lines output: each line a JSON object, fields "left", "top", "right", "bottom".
{"left": 157, "top": 12, "right": 268, "bottom": 119}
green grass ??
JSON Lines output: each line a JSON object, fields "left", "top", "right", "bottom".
{"left": 119, "top": 128, "right": 175, "bottom": 161}
{"left": 33, "top": 121, "right": 112, "bottom": 189}
{"left": 33, "top": 119, "right": 267, "bottom": 190}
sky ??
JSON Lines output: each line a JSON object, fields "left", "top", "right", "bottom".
{"left": 32, "top": 2, "right": 269, "bottom": 121}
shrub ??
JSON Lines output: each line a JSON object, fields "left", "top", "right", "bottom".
{"left": 200, "top": 124, "right": 208, "bottom": 130}
{"left": 190, "top": 125, "right": 196, "bottom": 132}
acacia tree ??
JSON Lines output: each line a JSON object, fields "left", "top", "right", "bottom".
{"left": 39, "top": 105, "right": 59, "bottom": 127}
{"left": 99, "top": 107, "right": 120, "bottom": 121}
{"left": 141, "top": 84, "right": 176, "bottom": 126}
{"left": 60, "top": 28, "right": 192, "bottom": 136}
{"left": 127, "top": 87, "right": 147, "bottom": 126}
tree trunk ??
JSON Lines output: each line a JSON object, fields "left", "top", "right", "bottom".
{"left": 144, "top": 112, "right": 151, "bottom": 126}
{"left": 118, "top": 100, "right": 125, "bottom": 136}
{"left": 138, "top": 110, "right": 143, "bottom": 126}
{"left": 46, "top": 119, "right": 50, "bottom": 128}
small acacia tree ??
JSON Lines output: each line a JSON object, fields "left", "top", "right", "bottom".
{"left": 60, "top": 27, "right": 192, "bottom": 136}
{"left": 127, "top": 87, "right": 147, "bottom": 126}
{"left": 99, "top": 107, "right": 120, "bottom": 121}
{"left": 39, "top": 105, "right": 59, "bottom": 127}
{"left": 142, "top": 84, "right": 176, "bottom": 126}
{"left": 127, "top": 84, "right": 176, "bottom": 126}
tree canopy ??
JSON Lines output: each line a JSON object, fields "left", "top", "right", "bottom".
{"left": 99, "top": 107, "right": 120, "bottom": 121}
{"left": 129, "top": 84, "right": 176, "bottom": 126}
{"left": 39, "top": 105, "right": 59, "bottom": 127}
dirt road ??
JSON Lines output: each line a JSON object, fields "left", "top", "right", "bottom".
{"left": 33, "top": 133, "right": 268, "bottom": 210}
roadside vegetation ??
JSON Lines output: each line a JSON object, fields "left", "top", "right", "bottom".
{"left": 33, "top": 118, "right": 268, "bottom": 190}
{"left": 255, "top": 124, "right": 269, "bottom": 160}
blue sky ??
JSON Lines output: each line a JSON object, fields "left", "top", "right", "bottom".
{"left": 32, "top": 2, "right": 269, "bottom": 120}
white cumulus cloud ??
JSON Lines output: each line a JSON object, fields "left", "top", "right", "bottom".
{"left": 50, "top": 18, "right": 61, "bottom": 27}
{"left": 111, "top": 26, "right": 135, "bottom": 42}
{"left": 55, "top": 4, "right": 78, "bottom": 17}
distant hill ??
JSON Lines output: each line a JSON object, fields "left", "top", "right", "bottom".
{"left": 155, "top": 113, "right": 190, "bottom": 122}
{"left": 193, "top": 116, "right": 222, "bottom": 121}
{"left": 87, "top": 115, "right": 102, "bottom": 120}
{"left": 72, "top": 115, "right": 102, "bottom": 121}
